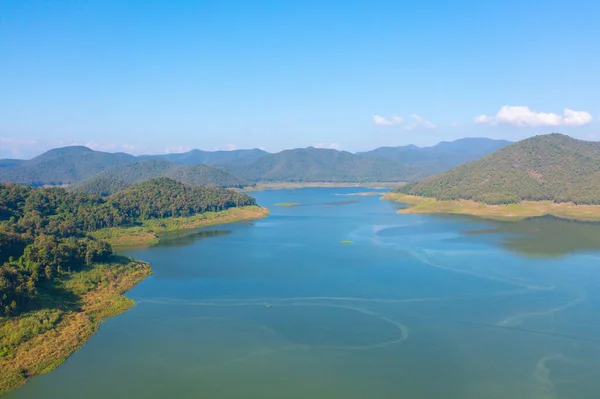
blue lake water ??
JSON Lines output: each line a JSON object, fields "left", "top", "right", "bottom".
{"left": 8, "top": 188, "right": 600, "bottom": 399}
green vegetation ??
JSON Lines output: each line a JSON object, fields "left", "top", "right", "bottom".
{"left": 74, "top": 159, "right": 248, "bottom": 195}
{"left": 383, "top": 193, "right": 600, "bottom": 222}
{"left": 0, "top": 259, "right": 151, "bottom": 394}
{"left": 219, "top": 147, "right": 426, "bottom": 183}
{"left": 0, "top": 146, "right": 136, "bottom": 186}
{"left": 93, "top": 206, "right": 269, "bottom": 247}
{"left": 0, "top": 177, "right": 260, "bottom": 393}
{"left": 358, "top": 138, "right": 511, "bottom": 176}
{"left": 396, "top": 134, "right": 600, "bottom": 205}
{"left": 274, "top": 202, "right": 301, "bottom": 207}
{"left": 341, "top": 240, "right": 353, "bottom": 244}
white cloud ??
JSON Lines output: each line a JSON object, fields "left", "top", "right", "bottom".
{"left": 226, "top": 144, "right": 237, "bottom": 151}
{"left": 373, "top": 115, "right": 404, "bottom": 126}
{"left": 474, "top": 106, "right": 593, "bottom": 127}
{"left": 404, "top": 114, "right": 437, "bottom": 130}
{"left": 164, "top": 145, "right": 191, "bottom": 154}
{"left": 314, "top": 142, "right": 341, "bottom": 150}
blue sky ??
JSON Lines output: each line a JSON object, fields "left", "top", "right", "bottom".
{"left": 1, "top": 0, "right": 598, "bottom": 158}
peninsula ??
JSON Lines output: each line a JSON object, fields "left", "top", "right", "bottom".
{"left": 0, "top": 178, "right": 267, "bottom": 394}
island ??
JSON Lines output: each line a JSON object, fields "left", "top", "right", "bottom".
{"left": 0, "top": 178, "right": 268, "bottom": 394}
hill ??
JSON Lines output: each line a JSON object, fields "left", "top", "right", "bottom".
{"left": 358, "top": 138, "right": 511, "bottom": 175}
{"left": 0, "top": 159, "right": 24, "bottom": 168}
{"left": 0, "top": 146, "right": 136, "bottom": 186}
{"left": 218, "top": 147, "right": 427, "bottom": 182}
{"left": 74, "top": 159, "right": 248, "bottom": 195}
{"left": 397, "top": 134, "right": 600, "bottom": 205}
{"left": 141, "top": 148, "right": 268, "bottom": 165}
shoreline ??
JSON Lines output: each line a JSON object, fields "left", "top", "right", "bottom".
{"left": 92, "top": 205, "right": 270, "bottom": 247}
{"left": 0, "top": 260, "right": 152, "bottom": 395}
{"left": 382, "top": 193, "right": 600, "bottom": 222}
{"left": 243, "top": 182, "right": 404, "bottom": 192}
{"left": 1, "top": 205, "right": 269, "bottom": 395}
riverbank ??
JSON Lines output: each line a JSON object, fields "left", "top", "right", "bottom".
{"left": 92, "top": 205, "right": 270, "bottom": 247}
{"left": 382, "top": 193, "right": 600, "bottom": 221}
{"left": 244, "top": 182, "right": 403, "bottom": 192}
{"left": 0, "top": 259, "right": 152, "bottom": 395}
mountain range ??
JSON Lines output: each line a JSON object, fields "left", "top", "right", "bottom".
{"left": 0, "top": 137, "right": 511, "bottom": 189}
{"left": 397, "top": 134, "right": 600, "bottom": 205}
{"left": 74, "top": 159, "right": 248, "bottom": 195}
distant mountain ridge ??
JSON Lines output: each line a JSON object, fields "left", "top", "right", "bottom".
{"left": 0, "top": 137, "right": 516, "bottom": 187}
{"left": 218, "top": 147, "right": 427, "bottom": 182}
{"left": 358, "top": 138, "right": 511, "bottom": 175}
{"left": 74, "top": 159, "right": 248, "bottom": 195}
{"left": 140, "top": 148, "right": 268, "bottom": 165}
{"left": 397, "top": 134, "right": 600, "bottom": 204}
{"left": 0, "top": 146, "right": 136, "bottom": 185}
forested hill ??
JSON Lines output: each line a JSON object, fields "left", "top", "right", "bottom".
{"left": 141, "top": 148, "right": 268, "bottom": 165}
{"left": 397, "top": 134, "right": 600, "bottom": 205}
{"left": 0, "top": 146, "right": 136, "bottom": 186}
{"left": 219, "top": 147, "right": 427, "bottom": 182}
{"left": 0, "top": 146, "right": 264, "bottom": 186}
{"left": 74, "top": 159, "right": 248, "bottom": 195}
{"left": 358, "top": 138, "right": 511, "bottom": 175}
{"left": 0, "top": 178, "right": 256, "bottom": 316}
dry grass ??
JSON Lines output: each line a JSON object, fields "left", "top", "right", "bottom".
{"left": 92, "top": 205, "right": 270, "bottom": 247}
{"left": 382, "top": 193, "right": 600, "bottom": 221}
{"left": 0, "top": 261, "right": 152, "bottom": 395}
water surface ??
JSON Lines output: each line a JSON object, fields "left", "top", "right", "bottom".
{"left": 9, "top": 188, "right": 600, "bottom": 399}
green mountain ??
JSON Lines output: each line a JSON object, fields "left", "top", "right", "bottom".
{"left": 397, "top": 134, "right": 600, "bottom": 205}
{"left": 219, "top": 147, "right": 426, "bottom": 182}
{"left": 0, "top": 146, "right": 136, "bottom": 186}
{"left": 75, "top": 159, "right": 248, "bottom": 195}
{"left": 141, "top": 148, "right": 268, "bottom": 165}
{"left": 358, "top": 138, "right": 511, "bottom": 175}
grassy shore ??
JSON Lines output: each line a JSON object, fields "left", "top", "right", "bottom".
{"left": 92, "top": 205, "right": 270, "bottom": 247}
{"left": 383, "top": 192, "right": 600, "bottom": 221}
{"left": 244, "top": 182, "right": 403, "bottom": 192}
{"left": 0, "top": 259, "right": 152, "bottom": 395}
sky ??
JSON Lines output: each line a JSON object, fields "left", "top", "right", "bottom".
{"left": 1, "top": 0, "right": 599, "bottom": 158}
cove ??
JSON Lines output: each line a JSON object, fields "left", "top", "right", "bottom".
{"left": 7, "top": 188, "right": 600, "bottom": 399}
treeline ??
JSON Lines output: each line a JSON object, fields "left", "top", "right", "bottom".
{"left": 0, "top": 178, "right": 256, "bottom": 316}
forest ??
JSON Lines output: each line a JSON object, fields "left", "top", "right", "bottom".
{"left": 0, "top": 178, "right": 256, "bottom": 316}
{"left": 396, "top": 134, "right": 600, "bottom": 205}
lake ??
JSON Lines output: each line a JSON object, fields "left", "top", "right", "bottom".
{"left": 8, "top": 188, "right": 600, "bottom": 399}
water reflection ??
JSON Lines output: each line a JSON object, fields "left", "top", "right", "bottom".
{"left": 464, "top": 216, "right": 600, "bottom": 257}
{"left": 155, "top": 229, "right": 232, "bottom": 248}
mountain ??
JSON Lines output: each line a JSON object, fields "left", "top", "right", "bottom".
{"left": 218, "top": 147, "right": 426, "bottom": 182}
{"left": 75, "top": 159, "right": 248, "bottom": 195}
{"left": 358, "top": 138, "right": 511, "bottom": 175}
{"left": 140, "top": 148, "right": 269, "bottom": 165}
{"left": 0, "top": 159, "right": 24, "bottom": 168}
{"left": 397, "top": 133, "right": 600, "bottom": 205}
{"left": 0, "top": 146, "right": 137, "bottom": 186}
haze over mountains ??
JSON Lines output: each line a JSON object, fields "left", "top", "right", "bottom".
{"left": 398, "top": 134, "right": 600, "bottom": 205}
{"left": 0, "top": 138, "right": 511, "bottom": 189}
{"left": 358, "top": 137, "right": 511, "bottom": 175}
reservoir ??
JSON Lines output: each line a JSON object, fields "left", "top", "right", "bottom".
{"left": 8, "top": 188, "right": 600, "bottom": 399}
